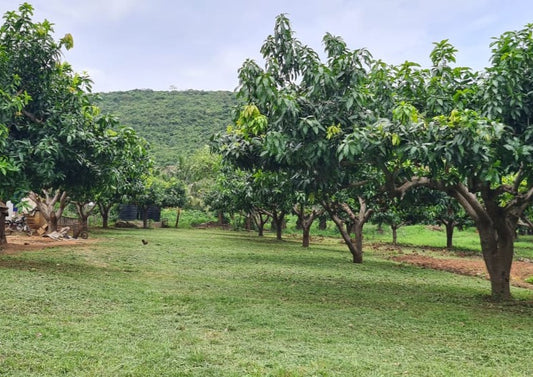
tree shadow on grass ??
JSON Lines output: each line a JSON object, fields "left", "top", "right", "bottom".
{"left": 215, "top": 250, "right": 533, "bottom": 311}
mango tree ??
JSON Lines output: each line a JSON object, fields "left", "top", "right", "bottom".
{"left": 132, "top": 174, "right": 186, "bottom": 229}
{"left": 173, "top": 146, "right": 222, "bottom": 210}
{"left": 69, "top": 115, "right": 152, "bottom": 232}
{"left": 0, "top": 3, "right": 139, "bottom": 233}
{"left": 204, "top": 167, "right": 253, "bottom": 229}
{"left": 340, "top": 25, "right": 533, "bottom": 299}
{"left": 215, "top": 15, "right": 379, "bottom": 261}
{"left": 91, "top": 121, "right": 152, "bottom": 229}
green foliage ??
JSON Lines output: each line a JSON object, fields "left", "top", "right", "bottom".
{"left": 161, "top": 208, "right": 216, "bottom": 228}
{"left": 216, "top": 14, "right": 379, "bottom": 201}
{"left": 484, "top": 23, "right": 533, "bottom": 132}
{"left": 0, "top": 3, "right": 152, "bottom": 236}
{"left": 0, "top": 3, "right": 152, "bottom": 207}
{"left": 134, "top": 174, "right": 186, "bottom": 209}
{"left": 97, "top": 90, "right": 236, "bottom": 166}
{"left": 215, "top": 14, "right": 533, "bottom": 298}
{"left": 171, "top": 146, "right": 222, "bottom": 209}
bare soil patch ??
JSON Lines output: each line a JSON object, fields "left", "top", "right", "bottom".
{"left": 0, "top": 233, "right": 94, "bottom": 254}
{"left": 391, "top": 252, "right": 533, "bottom": 290}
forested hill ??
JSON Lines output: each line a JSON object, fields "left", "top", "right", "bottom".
{"left": 97, "top": 90, "right": 237, "bottom": 166}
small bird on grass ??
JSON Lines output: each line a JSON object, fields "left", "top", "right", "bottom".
{"left": 142, "top": 239, "right": 148, "bottom": 245}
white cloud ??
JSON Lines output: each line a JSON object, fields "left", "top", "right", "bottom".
{"left": 2, "top": 0, "right": 532, "bottom": 92}
{"left": 27, "top": 0, "right": 145, "bottom": 22}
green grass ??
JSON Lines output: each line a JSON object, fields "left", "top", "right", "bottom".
{"left": 1, "top": 228, "right": 532, "bottom": 376}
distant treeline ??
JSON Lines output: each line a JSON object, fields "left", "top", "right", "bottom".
{"left": 97, "top": 90, "right": 237, "bottom": 166}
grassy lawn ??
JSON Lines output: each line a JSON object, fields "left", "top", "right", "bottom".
{"left": 1, "top": 227, "right": 532, "bottom": 376}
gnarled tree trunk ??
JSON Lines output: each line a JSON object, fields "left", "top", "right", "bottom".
{"left": 327, "top": 209, "right": 362, "bottom": 263}
{"left": 251, "top": 210, "right": 270, "bottom": 237}
{"left": 28, "top": 189, "right": 69, "bottom": 233}
{"left": 74, "top": 201, "right": 96, "bottom": 238}
{"left": 293, "top": 204, "right": 324, "bottom": 247}
{"left": 323, "top": 197, "right": 372, "bottom": 263}
{"left": 450, "top": 183, "right": 522, "bottom": 300}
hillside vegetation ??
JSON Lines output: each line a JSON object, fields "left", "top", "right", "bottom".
{"left": 97, "top": 90, "right": 237, "bottom": 166}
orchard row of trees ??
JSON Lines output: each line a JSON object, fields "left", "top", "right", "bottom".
{"left": 211, "top": 15, "right": 533, "bottom": 300}
{"left": 2, "top": 4, "right": 532, "bottom": 300}
{"left": 0, "top": 4, "right": 187, "bottom": 241}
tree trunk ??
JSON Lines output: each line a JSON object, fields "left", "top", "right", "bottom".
{"left": 142, "top": 206, "right": 149, "bottom": 229}
{"left": 295, "top": 216, "right": 302, "bottom": 230}
{"left": 323, "top": 197, "right": 373, "bottom": 263}
{"left": 29, "top": 189, "right": 69, "bottom": 233}
{"left": 293, "top": 204, "right": 323, "bottom": 248}
{"left": 271, "top": 210, "right": 285, "bottom": 240}
{"left": 318, "top": 216, "right": 327, "bottom": 230}
{"left": 97, "top": 201, "right": 113, "bottom": 229}
{"left": 450, "top": 184, "right": 516, "bottom": 300}
{"left": 443, "top": 220, "right": 454, "bottom": 249}
{"left": 276, "top": 222, "right": 283, "bottom": 240}
{"left": 175, "top": 208, "right": 181, "bottom": 228}
{"left": 477, "top": 220, "right": 514, "bottom": 300}
{"left": 49, "top": 212, "right": 59, "bottom": 232}
{"left": 74, "top": 202, "right": 96, "bottom": 238}
{"left": 391, "top": 225, "right": 398, "bottom": 245}
{"left": 322, "top": 201, "right": 363, "bottom": 263}
{"left": 354, "top": 220, "right": 364, "bottom": 257}
{"left": 257, "top": 222, "right": 264, "bottom": 237}
{"left": 252, "top": 211, "right": 270, "bottom": 237}
{"left": 0, "top": 201, "right": 8, "bottom": 246}
{"left": 245, "top": 214, "right": 252, "bottom": 231}
{"left": 329, "top": 211, "right": 362, "bottom": 263}
{"left": 101, "top": 209, "right": 109, "bottom": 229}
{"left": 302, "top": 225, "right": 311, "bottom": 247}
{"left": 300, "top": 219, "right": 316, "bottom": 248}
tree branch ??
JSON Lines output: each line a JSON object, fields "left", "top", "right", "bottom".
{"left": 513, "top": 165, "right": 525, "bottom": 193}
{"left": 358, "top": 196, "right": 373, "bottom": 223}
{"left": 22, "top": 109, "right": 44, "bottom": 124}
{"left": 452, "top": 183, "right": 490, "bottom": 224}
{"left": 395, "top": 176, "right": 431, "bottom": 196}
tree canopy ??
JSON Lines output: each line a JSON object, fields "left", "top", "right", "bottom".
{"left": 0, "top": 3, "right": 151, "bottom": 236}
{"left": 215, "top": 14, "right": 533, "bottom": 300}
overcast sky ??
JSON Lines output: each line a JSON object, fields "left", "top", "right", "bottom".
{"left": 1, "top": 0, "right": 532, "bottom": 93}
